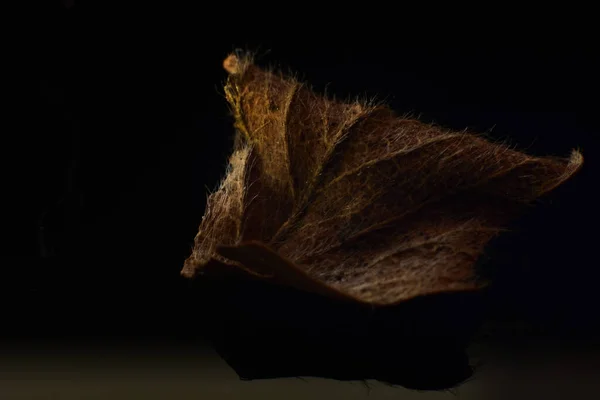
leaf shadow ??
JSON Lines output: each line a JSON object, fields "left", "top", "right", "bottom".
{"left": 192, "top": 275, "right": 486, "bottom": 391}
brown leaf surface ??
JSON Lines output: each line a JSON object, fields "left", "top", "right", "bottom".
{"left": 181, "top": 53, "right": 583, "bottom": 306}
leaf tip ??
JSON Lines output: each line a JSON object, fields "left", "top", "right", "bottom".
{"left": 223, "top": 50, "right": 254, "bottom": 75}
{"left": 570, "top": 148, "right": 584, "bottom": 168}
{"left": 223, "top": 54, "right": 240, "bottom": 74}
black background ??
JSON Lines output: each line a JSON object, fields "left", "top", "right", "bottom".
{"left": 5, "top": 1, "right": 599, "bottom": 348}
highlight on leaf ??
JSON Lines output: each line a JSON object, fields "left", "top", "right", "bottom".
{"left": 181, "top": 51, "right": 583, "bottom": 306}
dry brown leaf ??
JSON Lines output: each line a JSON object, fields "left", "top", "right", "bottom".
{"left": 181, "top": 52, "right": 583, "bottom": 306}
